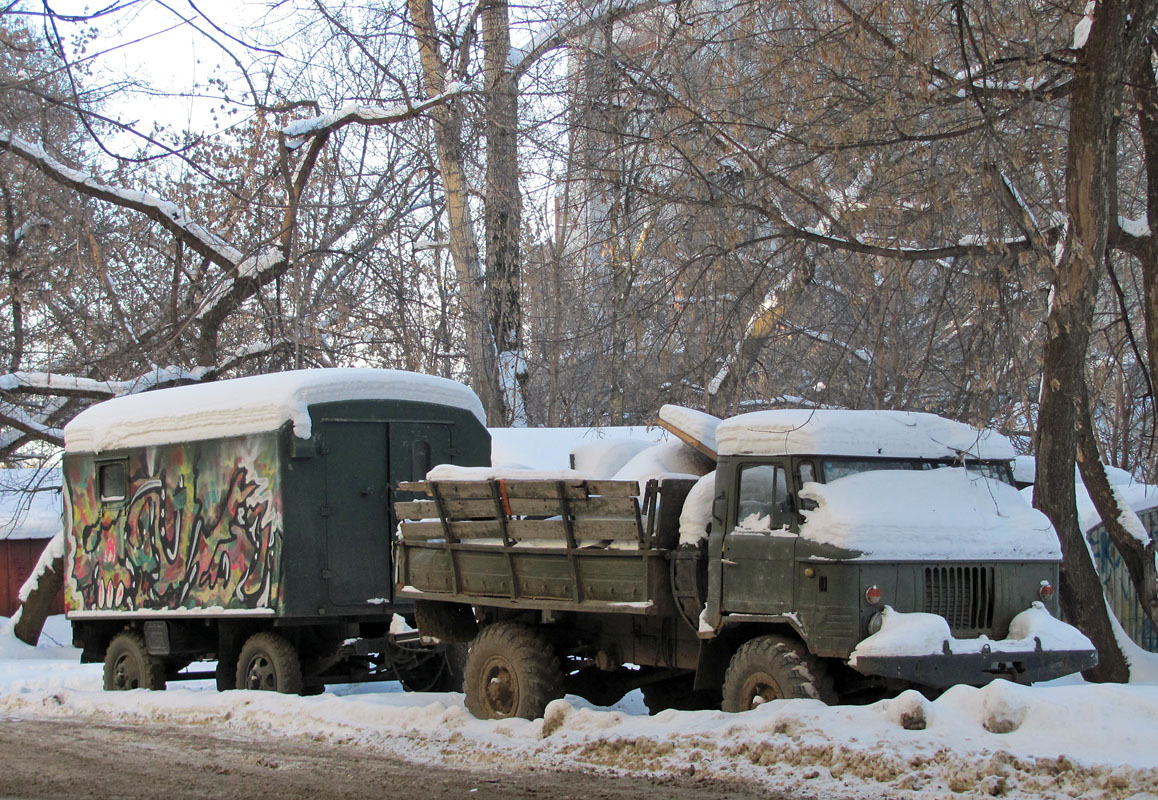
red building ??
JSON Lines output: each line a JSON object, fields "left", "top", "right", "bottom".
{"left": 1, "top": 469, "right": 64, "bottom": 619}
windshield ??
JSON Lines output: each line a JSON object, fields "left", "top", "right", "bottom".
{"left": 820, "top": 458, "right": 1014, "bottom": 486}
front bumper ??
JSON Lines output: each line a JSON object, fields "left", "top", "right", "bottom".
{"left": 852, "top": 644, "right": 1098, "bottom": 687}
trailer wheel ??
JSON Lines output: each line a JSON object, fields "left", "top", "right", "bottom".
{"left": 463, "top": 623, "right": 563, "bottom": 720}
{"left": 103, "top": 631, "right": 166, "bottom": 691}
{"left": 721, "top": 635, "right": 834, "bottom": 712}
{"left": 236, "top": 633, "right": 303, "bottom": 694}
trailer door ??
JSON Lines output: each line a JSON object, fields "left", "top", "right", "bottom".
{"left": 321, "top": 421, "right": 391, "bottom": 607}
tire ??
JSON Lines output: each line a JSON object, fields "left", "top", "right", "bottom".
{"left": 641, "top": 674, "right": 719, "bottom": 714}
{"left": 463, "top": 623, "right": 563, "bottom": 720}
{"left": 721, "top": 635, "right": 834, "bottom": 712}
{"left": 235, "top": 632, "right": 303, "bottom": 694}
{"left": 103, "top": 631, "right": 166, "bottom": 691}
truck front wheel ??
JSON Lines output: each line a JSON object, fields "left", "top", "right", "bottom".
{"left": 463, "top": 623, "right": 563, "bottom": 720}
{"left": 103, "top": 631, "right": 166, "bottom": 691}
{"left": 721, "top": 635, "right": 834, "bottom": 712}
{"left": 236, "top": 633, "right": 303, "bottom": 694}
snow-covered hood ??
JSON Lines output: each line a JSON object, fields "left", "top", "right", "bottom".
{"left": 798, "top": 468, "right": 1061, "bottom": 561}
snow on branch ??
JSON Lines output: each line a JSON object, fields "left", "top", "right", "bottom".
{"left": 782, "top": 324, "right": 874, "bottom": 365}
{"left": 0, "top": 367, "right": 213, "bottom": 400}
{"left": 12, "top": 215, "right": 49, "bottom": 244}
{"left": 1118, "top": 215, "right": 1152, "bottom": 238}
{"left": 0, "top": 401, "right": 64, "bottom": 446}
{"left": 0, "top": 132, "right": 245, "bottom": 271}
{"left": 0, "top": 372, "right": 119, "bottom": 399}
{"left": 507, "top": 0, "right": 678, "bottom": 79}
{"left": 195, "top": 247, "right": 286, "bottom": 323}
{"left": 281, "top": 86, "right": 471, "bottom": 147}
{"left": 0, "top": 340, "right": 297, "bottom": 451}
{"left": 795, "top": 224, "right": 1038, "bottom": 261}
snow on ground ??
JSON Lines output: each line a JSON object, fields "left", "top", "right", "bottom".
{"left": 3, "top": 618, "right": 1158, "bottom": 798}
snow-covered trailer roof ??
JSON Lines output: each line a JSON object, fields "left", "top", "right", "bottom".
{"left": 715, "top": 409, "right": 1015, "bottom": 461}
{"left": 63, "top": 368, "right": 486, "bottom": 454}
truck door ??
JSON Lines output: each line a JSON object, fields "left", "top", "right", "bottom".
{"left": 721, "top": 462, "right": 797, "bottom": 615}
{"left": 321, "top": 421, "right": 391, "bottom": 607}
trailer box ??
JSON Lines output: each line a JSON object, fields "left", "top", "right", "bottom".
{"left": 62, "top": 368, "right": 489, "bottom": 693}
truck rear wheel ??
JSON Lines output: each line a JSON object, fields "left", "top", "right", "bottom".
{"left": 463, "top": 623, "right": 563, "bottom": 720}
{"left": 236, "top": 633, "right": 303, "bottom": 694}
{"left": 721, "top": 635, "right": 834, "bottom": 712}
{"left": 103, "top": 631, "right": 166, "bottom": 691}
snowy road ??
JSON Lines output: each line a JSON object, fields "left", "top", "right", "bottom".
{"left": 3, "top": 618, "right": 1158, "bottom": 799}
{"left": 0, "top": 718, "right": 786, "bottom": 800}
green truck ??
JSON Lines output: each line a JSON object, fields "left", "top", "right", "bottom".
{"left": 395, "top": 408, "right": 1098, "bottom": 718}
{"left": 61, "top": 369, "right": 489, "bottom": 694}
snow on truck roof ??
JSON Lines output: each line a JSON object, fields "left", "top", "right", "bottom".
{"left": 63, "top": 368, "right": 486, "bottom": 454}
{"left": 715, "top": 408, "right": 1015, "bottom": 460}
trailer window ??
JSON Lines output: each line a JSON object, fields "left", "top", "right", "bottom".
{"left": 99, "top": 462, "right": 127, "bottom": 503}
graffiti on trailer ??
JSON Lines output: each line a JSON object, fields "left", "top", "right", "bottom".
{"left": 64, "top": 436, "right": 283, "bottom": 612}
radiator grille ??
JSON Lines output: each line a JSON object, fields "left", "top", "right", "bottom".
{"left": 923, "top": 566, "right": 995, "bottom": 634}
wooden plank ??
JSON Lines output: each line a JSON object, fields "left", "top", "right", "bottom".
{"left": 400, "top": 518, "right": 643, "bottom": 542}
{"left": 655, "top": 415, "right": 718, "bottom": 462}
{"left": 396, "top": 494, "right": 640, "bottom": 521}
{"left": 583, "top": 480, "right": 641, "bottom": 497}
{"left": 507, "top": 495, "right": 639, "bottom": 518}
{"left": 397, "top": 479, "right": 641, "bottom": 500}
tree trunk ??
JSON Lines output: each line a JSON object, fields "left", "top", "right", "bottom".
{"left": 409, "top": 0, "right": 505, "bottom": 423}
{"left": 482, "top": 0, "right": 524, "bottom": 425}
{"left": 1033, "top": 0, "right": 1158, "bottom": 682}
{"left": 13, "top": 555, "right": 63, "bottom": 647}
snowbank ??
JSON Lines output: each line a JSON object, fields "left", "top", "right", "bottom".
{"left": 798, "top": 468, "right": 1060, "bottom": 561}
{"left": 611, "top": 441, "right": 712, "bottom": 484}
{"left": 0, "top": 614, "right": 77, "bottom": 660}
{"left": 489, "top": 426, "right": 666, "bottom": 471}
{"left": 715, "top": 409, "right": 1015, "bottom": 460}
{"left": 570, "top": 438, "right": 655, "bottom": 478}
{"left": 65, "top": 369, "right": 486, "bottom": 453}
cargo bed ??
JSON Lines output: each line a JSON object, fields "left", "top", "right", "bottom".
{"left": 394, "top": 478, "right": 670, "bottom": 614}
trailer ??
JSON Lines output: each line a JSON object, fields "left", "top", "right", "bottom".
{"left": 62, "top": 368, "right": 489, "bottom": 694}
{"left": 396, "top": 408, "right": 1098, "bottom": 718}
